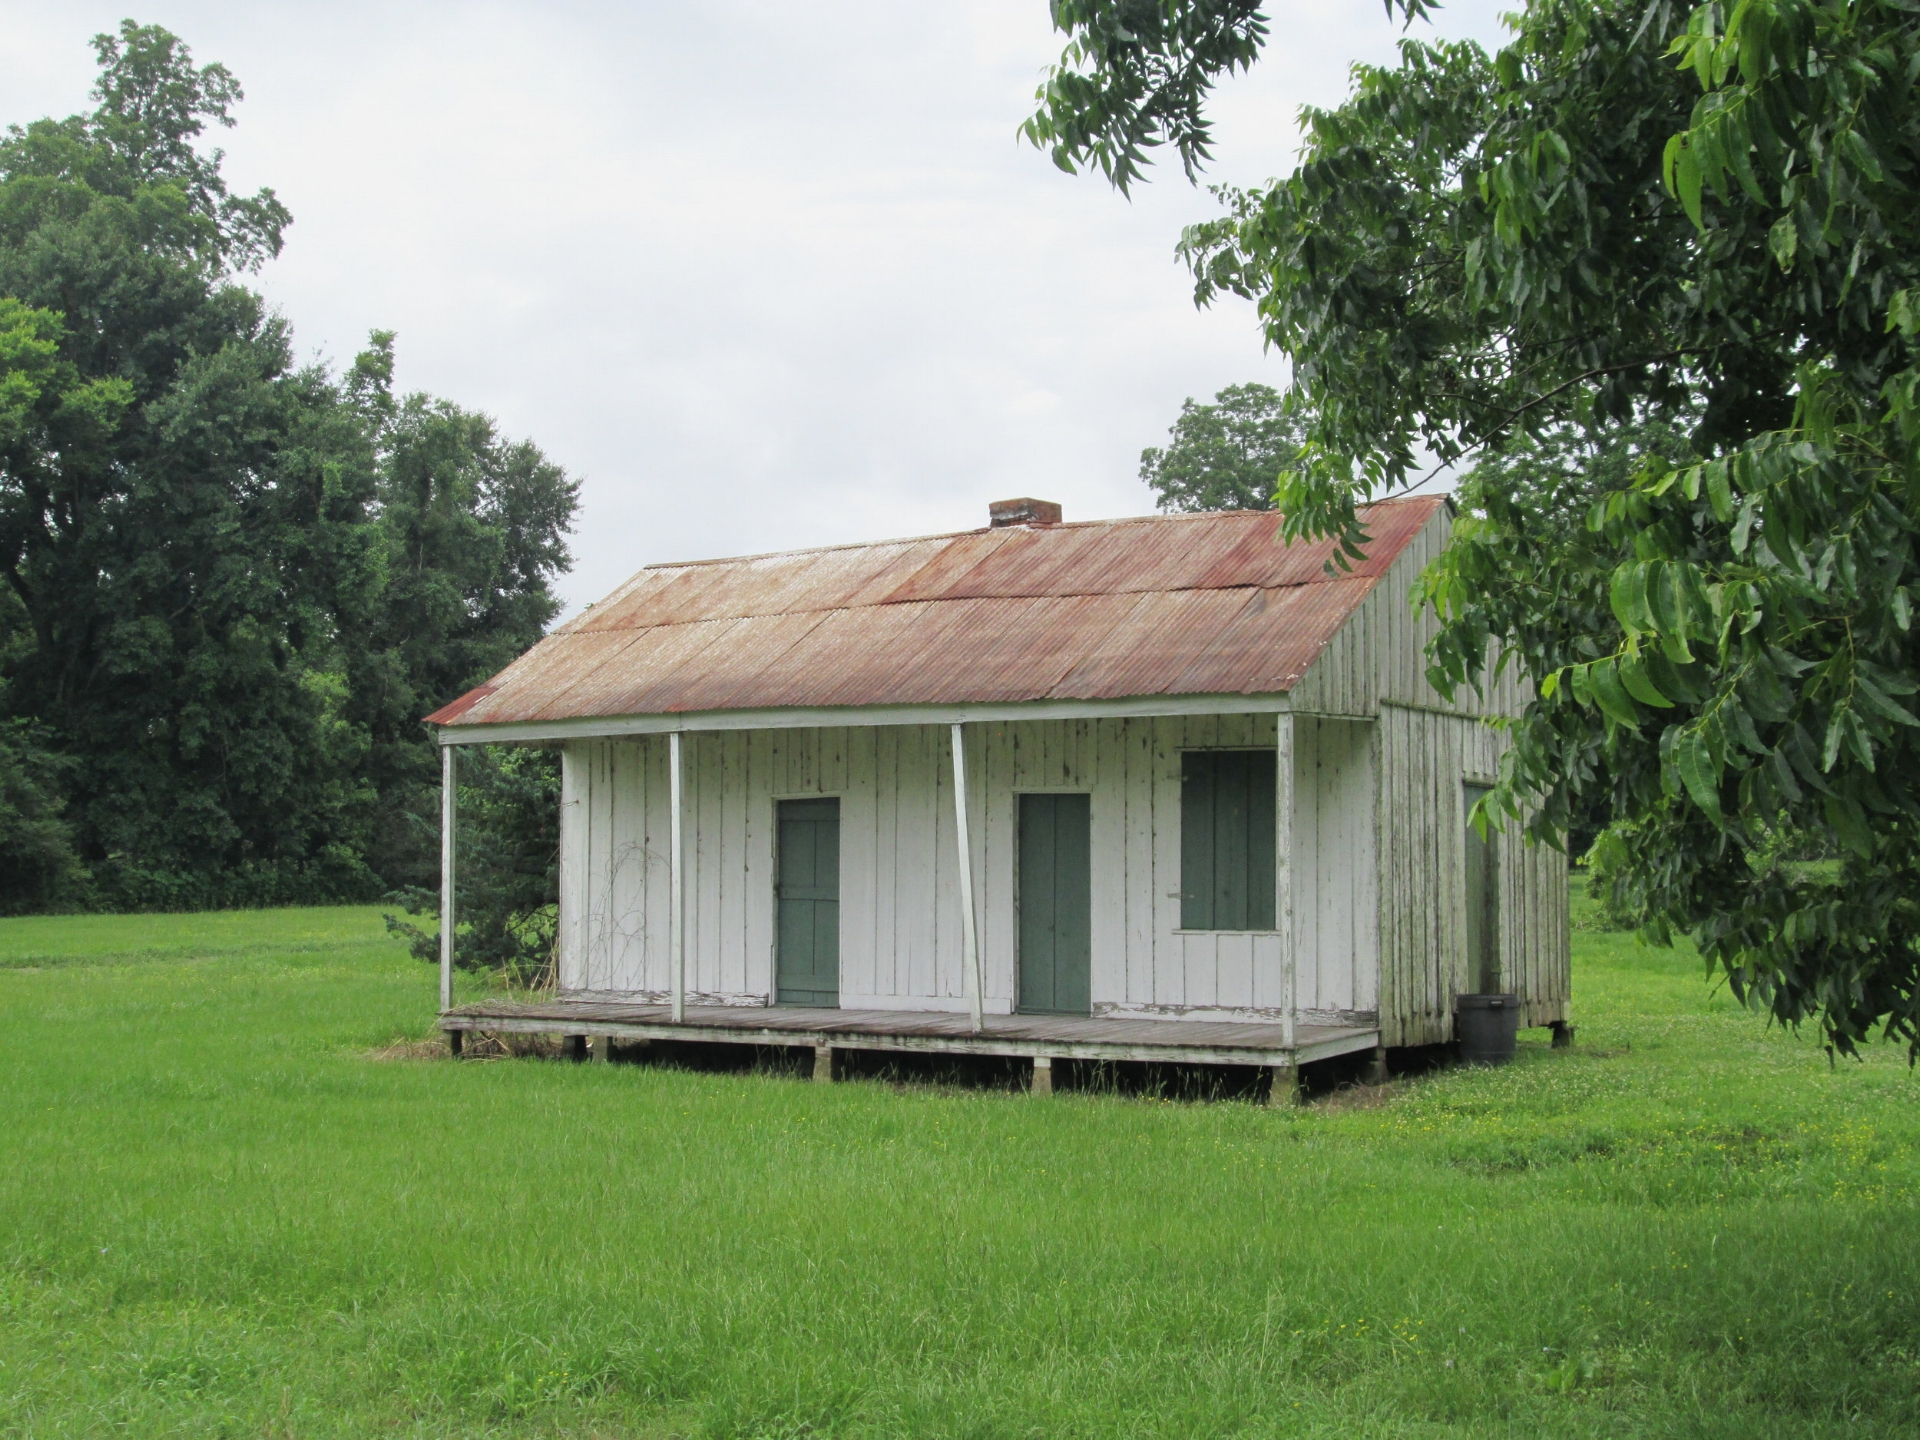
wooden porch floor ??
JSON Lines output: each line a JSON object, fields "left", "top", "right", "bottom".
{"left": 442, "top": 996, "right": 1379, "bottom": 1067}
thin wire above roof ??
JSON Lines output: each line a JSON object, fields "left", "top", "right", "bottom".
{"left": 427, "top": 497, "right": 1444, "bottom": 728}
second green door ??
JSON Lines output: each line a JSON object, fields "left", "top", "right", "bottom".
{"left": 776, "top": 797, "right": 840, "bottom": 1007}
{"left": 1017, "top": 792, "right": 1092, "bottom": 1016}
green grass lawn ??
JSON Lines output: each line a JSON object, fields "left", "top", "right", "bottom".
{"left": 0, "top": 902, "right": 1915, "bottom": 1438}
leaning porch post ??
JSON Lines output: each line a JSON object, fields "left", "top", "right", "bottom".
{"left": 669, "top": 729, "right": 686, "bottom": 1023}
{"left": 951, "top": 722, "right": 984, "bottom": 1033}
{"left": 1276, "top": 710, "right": 1296, "bottom": 1054}
{"left": 438, "top": 739, "right": 456, "bottom": 1014}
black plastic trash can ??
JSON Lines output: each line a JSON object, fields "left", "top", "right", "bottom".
{"left": 1456, "top": 993, "right": 1520, "bottom": 1065}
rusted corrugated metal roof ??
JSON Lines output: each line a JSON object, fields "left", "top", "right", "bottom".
{"left": 426, "top": 497, "right": 1445, "bottom": 728}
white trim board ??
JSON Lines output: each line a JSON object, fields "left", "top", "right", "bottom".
{"left": 435, "top": 691, "right": 1292, "bottom": 746}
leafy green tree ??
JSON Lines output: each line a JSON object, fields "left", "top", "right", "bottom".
{"left": 0, "top": 22, "right": 577, "bottom": 926}
{"left": 1140, "top": 381, "right": 1298, "bottom": 511}
{"left": 1029, "top": 0, "right": 1920, "bottom": 1055}
{"left": 1452, "top": 418, "right": 1699, "bottom": 862}
{"left": 0, "top": 718, "right": 86, "bottom": 913}
{"left": 0, "top": 22, "right": 389, "bottom": 906}
{"left": 0, "top": 25, "right": 384, "bottom": 906}
{"left": 0, "top": 297, "right": 106, "bottom": 911}
{"left": 346, "top": 346, "right": 577, "bottom": 976}
{"left": 341, "top": 335, "right": 578, "bottom": 890}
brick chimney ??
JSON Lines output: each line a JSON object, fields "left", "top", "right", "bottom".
{"left": 988, "top": 498, "right": 1063, "bottom": 528}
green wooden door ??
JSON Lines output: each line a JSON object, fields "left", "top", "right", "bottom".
{"left": 1463, "top": 782, "right": 1500, "bottom": 993}
{"left": 1018, "top": 792, "right": 1092, "bottom": 1016}
{"left": 776, "top": 798, "right": 840, "bottom": 1007}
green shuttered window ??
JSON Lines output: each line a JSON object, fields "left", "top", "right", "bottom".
{"left": 1180, "top": 750, "right": 1277, "bottom": 931}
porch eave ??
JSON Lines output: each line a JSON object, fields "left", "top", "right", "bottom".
{"left": 431, "top": 690, "right": 1294, "bottom": 747}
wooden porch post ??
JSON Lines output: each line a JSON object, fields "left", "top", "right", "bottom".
{"left": 670, "top": 729, "right": 686, "bottom": 1023}
{"left": 951, "top": 722, "right": 984, "bottom": 1033}
{"left": 1276, "top": 711, "right": 1296, "bottom": 1054}
{"left": 439, "top": 741, "right": 456, "bottom": 1014}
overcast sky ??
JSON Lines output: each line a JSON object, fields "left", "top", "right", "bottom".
{"left": 1, "top": 1, "right": 1508, "bottom": 614}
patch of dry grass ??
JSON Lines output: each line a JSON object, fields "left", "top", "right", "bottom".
{"left": 362, "top": 1036, "right": 447, "bottom": 1062}
{"left": 366, "top": 1030, "right": 565, "bottom": 1061}
{"left": 1311, "top": 1078, "right": 1405, "bottom": 1112}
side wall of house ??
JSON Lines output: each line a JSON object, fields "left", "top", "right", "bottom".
{"left": 556, "top": 713, "right": 1379, "bottom": 1024}
{"left": 1285, "top": 505, "right": 1568, "bottom": 1046}
{"left": 1375, "top": 703, "right": 1571, "bottom": 1045}
{"left": 1292, "top": 717, "right": 1381, "bottom": 1026}
{"left": 1288, "top": 505, "right": 1535, "bottom": 721}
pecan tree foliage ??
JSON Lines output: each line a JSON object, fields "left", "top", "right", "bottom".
{"left": 1028, "top": 0, "right": 1920, "bottom": 1055}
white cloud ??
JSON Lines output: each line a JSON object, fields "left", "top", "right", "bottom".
{"left": 0, "top": 0, "right": 1510, "bottom": 612}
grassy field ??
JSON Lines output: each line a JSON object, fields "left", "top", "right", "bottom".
{"left": 0, "top": 901, "right": 1915, "bottom": 1438}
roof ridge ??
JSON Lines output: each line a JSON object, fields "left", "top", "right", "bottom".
{"left": 612, "top": 496, "right": 1435, "bottom": 577}
{"left": 572, "top": 573, "right": 1369, "bottom": 635}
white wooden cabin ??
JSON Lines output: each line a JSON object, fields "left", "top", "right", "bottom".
{"left": 430, "top": 496, "right": 1569, "bottom": 1088}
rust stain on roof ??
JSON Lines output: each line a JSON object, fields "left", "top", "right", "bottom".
{"left": 429, "top": 497, "right": 1445, "bottom": 727}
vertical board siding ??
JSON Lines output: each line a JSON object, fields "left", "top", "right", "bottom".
{"left": 605, "top": 740, "right": 646, "bottom": 992}
{"left": 692, "top": 732, "right": 724, "bottom": 996}
{"left": 1150, "top": 719, "right": 1185, "bottom": 1008}
{"left": 558, "top": 706, "right": 1561, "bottom": 1032}
{"left": 587, "top": 741, "right": 620, "bottom": 992}
{"left": 1457, "top": 716, "right": 1572, "bottom": 1030}
{"left": 897, "top": 727, "right": 940, "bottom": 1002}
{"left": 1121, "top": 718, "right": 1156, "bottom": 1006}
{"left": 1291, "top": 718, "right": 1380, "bottom": 1020}
{"left": 565, "top": 712, "right": 1351, "bottom": 1022}
{"left": 1376, "top": 703, "right": 1570, "bottom": 1045}
{"left": 870, "top": 727, "right": 898, "bottom": 997}
{"left": 557, "top": 743, "right": 588, "bottom": 990}
{"left": 1291, "top": 507, "right": 1534, "bottom": 721}
{"left": 745, "top": 729, "right": 775, "bottom": 996}
{"left": 1088, "top": 720, "right": 1128, "bottom": 1013}
{"left": 1279, "top": 503, "right": 1563, "bottom": 1043}
{"left": 931, "top": 724, "right": 959, "bottom": 1000}
{"left": 719, "top": 732, "right": 750, "bottom": 995}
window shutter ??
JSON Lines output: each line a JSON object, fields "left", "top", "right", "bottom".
{"left": 1181, "top": 751, "right": 1276, "bottom": 931}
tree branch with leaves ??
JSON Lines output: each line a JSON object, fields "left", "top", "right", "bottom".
{"left": 1030, "top": 0, "right": 1920, "bottom": 1056}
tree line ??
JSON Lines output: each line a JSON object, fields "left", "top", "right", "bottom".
{"left": 0, "top": 22, "right": 573, "bottom": 936}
